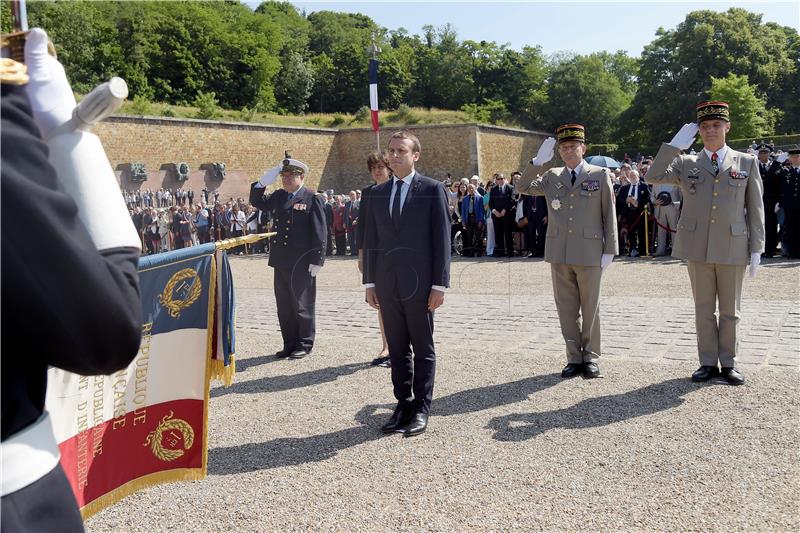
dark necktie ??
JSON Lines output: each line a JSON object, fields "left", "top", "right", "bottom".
{"left": 392, "top": 179, "right": 404, "bottom": 223}
{"left": 711, "top": 153, "right": 719, "bottom": 175}
{"left": 287, "top": 192, "right": 294, "bottom": 201}
{"left": 571, "top": 170, "right": 577, "bottom": 186}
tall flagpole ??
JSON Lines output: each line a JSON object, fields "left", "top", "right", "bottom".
{"left": 368, "top": 33, "right": 381, "bottom": 150}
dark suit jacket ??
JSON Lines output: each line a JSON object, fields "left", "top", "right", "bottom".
{"left": 488, "top": 184, "right": 514, "bottom": 213}
{"left": 760, "top": 159, "right": 784, "bottom": 205}
{"left": 355, "top": 184, "right": 376, "bottom": 251}
{"left": 363, "top": 173, "right": 451, "bottom": 300}
{"left": 616, "top": 183, "right": 652, "bottom": 219}
{"left": 250, "top": 184, "right": 326, "bottom": 269}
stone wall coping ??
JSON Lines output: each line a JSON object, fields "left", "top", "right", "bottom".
{"left": 106, "top": 114, "right": 338, "bottom": 134}
{"left": 106, "top": 115, "right": 552, "bottom": 138}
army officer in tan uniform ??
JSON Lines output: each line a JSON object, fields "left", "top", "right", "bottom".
{"left": 517, "top": 124, "right": 618, "bottom": 379}
{"left": 647, "top": 101, "right": 764, "bottom": 385}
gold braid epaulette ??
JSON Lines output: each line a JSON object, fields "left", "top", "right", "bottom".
{"left": 0, "top": 58, "right": 28, "bottom": 85}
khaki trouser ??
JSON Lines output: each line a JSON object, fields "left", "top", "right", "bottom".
{"left": 550, "top": 264, "right": 603, "bottom": 364}
{"left": 654, "top": 204, "right": 679, "bottom": 255}
{"left": 686, "top": 261, "right": 745, "bottom": 367}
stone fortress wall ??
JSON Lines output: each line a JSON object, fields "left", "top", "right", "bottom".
{"left": 95, "top": 116, "right": 551, "bottom": 199}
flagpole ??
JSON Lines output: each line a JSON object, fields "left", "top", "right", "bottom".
{"left": 369, "top": 33, "right": 381, "bottom": 151}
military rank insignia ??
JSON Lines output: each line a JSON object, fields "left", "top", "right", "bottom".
{"left": 582, "top": 180, "right": 600, "bottom": 192}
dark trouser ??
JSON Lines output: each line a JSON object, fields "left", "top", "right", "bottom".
{"left": 273, "top": 266, "right": 317, "bottom": 352}
{"left": 173, "top": 231, "right": 184, "bottom": 249}
{"left": 378, "top": 286, "right": 436, "bottom": 414}
{"left": 492, "top": 213, "right": 514, "bottom": 256}
{"left": 230, "top": 229, "right": 243, "bottom": 253}
{"left": 764, "top": 201, "right": 779, "bottom": 255}
{"left": 197, "top": 226, "right": 210, "bottom": 244}
{"left": 785, "top": 208, "right": 800, "bottom": 258}
{"left": 346, "top": 229, "right": 357, "bottom": 256}
{"left": 326, "top": 230, "right": 334, "bottom": 256}
{"left": 462, "top": 215, "right": 483, "bottom": 257}
{"left": 626, "top": 211, "right": 646, "bottom": 254}
{"left": 335, "top": 234, "right": 347, "bottom": 256}
{"left": 527, "top": 215, "right": 547, "bottom": 256}
{"left": 1, "top": 464, "right": 85, "bottom": 533}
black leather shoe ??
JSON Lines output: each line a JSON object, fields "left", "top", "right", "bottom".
{"left": 275, "top": 350, "right": 291, "bottom": 359}
{"left": 691, "top": 365, "right": 719, "bottom": 382}
{"left": 381, "top": 405, "right": 412, "bottom": 434}
{"left": 583, "top": 362, "right": 601, "bottom": 379}
{"left": 401, "top": 412, "right": 429, "bottom": 437}
{"left": 289, "top": 349, "right": 309, "bottom": 359}
{"left": 720, "top": 367, "right": 745, "bottom": 386}
{"left": 561, "top": 363, "right": 583, "bottom": 378}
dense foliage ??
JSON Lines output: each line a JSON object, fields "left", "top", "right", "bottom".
{"left": 21, "top": 1, "right": 799, "bottom": 144}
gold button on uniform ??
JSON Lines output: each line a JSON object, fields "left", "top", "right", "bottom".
{"left": 711, "top": 219, "right": 715, "bottom": 223}
{"left": 712, "top": 205, "right": 717, "bottom": 210}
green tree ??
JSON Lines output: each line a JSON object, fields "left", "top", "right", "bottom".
{"left": 275, "top": 51, "right": 314, "bottom": 114}
{"left": 709, "top": 73, "right": 770, "bottom": 138}
{"left": 543, "top": 55, "right": 630, "bottom": 143}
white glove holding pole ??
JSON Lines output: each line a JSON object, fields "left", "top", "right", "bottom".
{"left": 601, "top": 253, "right": 614, "bottom": 272}
{"left": 749, "top": 252, "right": 760, "bottom": 278}
{"left": 256, "top": 165, "right": 281, "bottom": 188}
{"left": 775, "top": 203, "right": 781, "bottom": 214}
{"left": 308, "top": 264, "right": 322, "bottom": 277}
{"left": 531, "top": 137, "right": 556, "bottom": 166}
{"left": 668, "top": 123, "right": 699, "bottom": 151}
{"left": 24, "top": 28, "right": 140, "bottom": 252}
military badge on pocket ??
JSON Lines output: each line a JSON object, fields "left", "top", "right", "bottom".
{"left": 293, "top": 203, "right": 307, "bottom": 211}
{"left": 582, "top": 180, "right": 600, "bottom": 192}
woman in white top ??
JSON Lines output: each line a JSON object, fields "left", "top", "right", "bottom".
{"left": 229, "top": 204, "right": 247, "bottom": 255}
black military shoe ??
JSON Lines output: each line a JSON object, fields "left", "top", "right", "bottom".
{"left": 401, "top": 411, "right": 429, "bottom": 438}
{"left": 275, "top": 350, "right": 291, "bottom": 359}
{"left": 720, "top": 367, "right": 745, "bottom": 386}
{"left": 381, "top": 405, "right": 412, "bottom": 434}
{"left": 289, "top": 349, "right": 309, "bottom": 359}
{"left": 561, "top": 363, "right": 583, "bottom": 378}
{"left": 583, "top": 362, "right": 601, "bottom": 379}
{"left": 691, "top": 365, "right": 719, "bottom": 382}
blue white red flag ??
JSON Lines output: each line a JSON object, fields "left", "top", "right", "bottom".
{"left": 368, "top": 58, "right": 379, "bottom": 132}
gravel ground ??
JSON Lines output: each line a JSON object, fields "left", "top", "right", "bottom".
{"left": 86, "top": 256, "right": 800, "bottom": 532}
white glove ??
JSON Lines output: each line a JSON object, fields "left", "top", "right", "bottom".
{"left": 24, "top": 28, "right": 76, "bottom": 138}
{"left": 308, "top": 264, "right": 322, "bottom": 277}
{"left": 25, "top": 28, "right": 140, "bottom": 252}
{"left": 776, "top": 153, "right": 788, "bottom": 163}
{"left": 668, "top": 123, "right": 699, "bottom": 151}
{"left": 257, "top": 165, "right": 281, "bottom": 188}
{"left": 601, "top": 253, "right": 614, "bottom": 272}
{"left": 531, "top": 137, "right": 556, "bottom": 166}
{"left": 749, "top": 252, "right": 760, "bottom": 278}
{"left": 775, "top": 203, "right": 781, "bottom": 214}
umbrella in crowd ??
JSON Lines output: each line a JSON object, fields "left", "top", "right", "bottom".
{"left": 585, "top": 155, "right": 621, "bottom": 168}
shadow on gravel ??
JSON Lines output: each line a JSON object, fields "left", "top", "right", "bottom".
{"left": 486, "top": 377, "right": 697, "bottom": 441}
{"left": 235, "top": 354, "right": 284, "bottom": 372}
{"left": 436, "top": 373, "right": 562, "bottom": 417}
{"left": 208, "top": 404, "right": 392, "bottom": 474}
{"left": 210, "top": 362, "right": 369, "bottom": 398}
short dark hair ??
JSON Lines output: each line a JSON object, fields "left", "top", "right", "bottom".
{"left": 389, "top": 130, "right": 421, "bottom": 153}
{"left": 366, "top": 150, "right": 391, "bottom": 172}
{"left": 511, "top": 171, "right": 521, "bottom": 177}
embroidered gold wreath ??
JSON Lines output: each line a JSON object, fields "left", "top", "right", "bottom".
{"left": 697, "top": 106, "right": 729, "bottom": 119}
{"left": 557, "top": 129, "right": 584, "bottom": 140}
{"left": 143, "top": 411, "right": 195, "bottom": 462}
{"left": 157, "top": 268, "right": 202, "bottom": 318}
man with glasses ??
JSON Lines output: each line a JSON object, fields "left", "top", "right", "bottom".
{"left": 516, "top": 124, "right": 618, "bottom": 379}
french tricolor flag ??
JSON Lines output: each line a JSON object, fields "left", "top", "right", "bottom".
{"left": 368, "top": 58, "right": 379, "bottom": 132}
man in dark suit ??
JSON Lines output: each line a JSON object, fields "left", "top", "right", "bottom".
{"left": 250, "top": 153, "right": 327, "bottom": 359}
{"left": 521, "top": 194, "right": 548, "bottom": 257}
{"left": 322, "top": 192, "right": 334, "bottom": 256}
{"left": 460, "top": 183, "right": 485, "bottom": 257}
{"left": 757, "top": 144, "right": 784, "bottom": 257}
{"left": 363, "top": 131, "right": 451, "bottom": 437}
{"left": 488, "top": 173, "right": 515, "bottom": 257}
{"left": 344, "top": 190, "right": 359, "bottom": 256}
{"left": 616, "top": 170, "right": 652, "bottom": 257}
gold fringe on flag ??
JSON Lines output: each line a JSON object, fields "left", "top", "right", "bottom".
{"left": 214, "top": 232, "right": 275, "bottom": 251}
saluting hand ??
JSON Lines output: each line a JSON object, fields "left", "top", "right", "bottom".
{"left": 428, "top": 288, "right": 445, "bottom": 312}
{"left": 668, "top": 123, "right": 699, "bottom": 150}
{"left": 531, "top": 137, "right": 556, "bottom": 166}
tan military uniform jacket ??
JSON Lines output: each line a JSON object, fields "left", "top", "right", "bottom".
{"left": 647, "top": 143, "right": 765, "bottom": 265}
{"left": 517, "top": 161, "right": 618, "bottom": 266}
